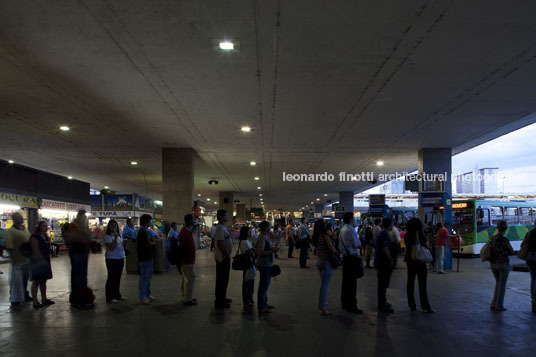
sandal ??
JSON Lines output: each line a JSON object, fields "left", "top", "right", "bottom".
{"left": 33, "top": 303, "right": 43, "bottom": 310}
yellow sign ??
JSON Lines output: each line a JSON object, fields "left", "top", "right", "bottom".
{"left": 0, "top": 192, "right": 39, "bottom": 208}
{"left": 452, "top": 202, "right": 468, "bottom": 209}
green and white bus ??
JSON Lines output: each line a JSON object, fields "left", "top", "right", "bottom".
{"left": 433, "top": 199, "right": 536, "bottom": 255}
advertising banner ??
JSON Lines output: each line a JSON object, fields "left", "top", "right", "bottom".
{"left": 103, "top": 194, "right": 133, "bottom": 211}
{"left": 0, "top": 192, "right": 38, "bottom": 208}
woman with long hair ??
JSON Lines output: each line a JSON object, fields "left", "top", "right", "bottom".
{"left": 404, "top": 218, "right": 433, "bottom": 313}
{"left": 256, "top": 221, "right": 279, "bottom": 313}
{"left": 30, "top": 221, "right": 54, "bottom": 309}
{"left": 489, "top": 220, "right": 514, "bottom": 311}
{"left": 313, "top": 219, "right": 337, "bottom": 315}
{"left": 238, "top": 226, "right": 256, "bottom": 310}
{"left": 104, "top": 219, "right": 126, "bottom": 303}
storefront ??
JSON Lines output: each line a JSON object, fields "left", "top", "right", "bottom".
{"left": 0, "top": 192, "right": 39, "bottom": 256}
{"left": 39, "top": 199, "right": 91, "bottom": 244}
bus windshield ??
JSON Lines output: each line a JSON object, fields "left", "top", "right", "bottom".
{"left": 452, "top": 209, "right": 474, "bottom": 234}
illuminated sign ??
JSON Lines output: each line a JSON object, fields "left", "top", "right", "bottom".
{"left": 452, "top": 203, "right": 468, "bottom": 209}
{"left": 0, "top": 192, "right": 38, "bottom": 208}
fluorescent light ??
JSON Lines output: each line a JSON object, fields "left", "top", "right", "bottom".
{"left": 131, "top": 161, "right": 138, "bottom": 165}
{"left": 219, "top": 41, "right": 234, "bottom": 50}
{"left": 254, "top": 177, "right": 259, "bottom": 180}
{"left": 0, "top": 204, "right": 21, "bottom": 210}
{"left": 68, "top": 176, "right": 73, "bottom": 180}
{"left": 376, "top": 161, "right": 384, "bottom": 166}
{"left": 8, "top": 160, "right": 14, "bottom": 164}
{"left": 250, "top": 161, "right": 256, "bottom": 166}
{"left": 59, "top": 126, "right": 70, "bottom": 131}
{"left": 241, "top": 126, "right": 251, "bottom": 133}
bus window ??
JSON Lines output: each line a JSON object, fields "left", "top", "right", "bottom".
{"left": 452, "top": 210, "right": 474, "bottom": 234}
{"left": 405, "top": 211, "right": 415, "bottom": 221}
{"left": 491, "top": 207, "right": 503, "bottom": 225}
{"left": 520, "top": 207, "right": 532, "bottom": 225}
{"left": 477, "top": 208, "right": 490, "bottom": 227}
{"left": 504, "top": 207, "right": 519, "bottom": 225}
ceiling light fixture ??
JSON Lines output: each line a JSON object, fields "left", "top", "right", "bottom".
{"left": 376, "top": 161, "right": 384, "bottom": 166}
{"left": 104, "top": 186, "right": 109, "bottom": 189}
{"left": 68, "top": 176, "right": 73, "bottom": 180}
{"left": 316, "top": 198, "right": 320, "bottom": 201}
{"left": 324, "top": 194, "right": 328, "bottom": 197}
{"left": 207, "top": 198, "right": 211, "bottom": 201}
{"left": 254, "top": 177, "right": 259, "bottom": 180}
{"left": 219, "top": 41, "right": 234, "bottom": 50}
{"left": 131, "top": 161, "right": 138, "bottom": 165}
{"left": 8, "top": 160, "right": 14, "bottom": 164}
{"left": 241, "top": 126, "right": 251, "bottom": 133}
{"left": 259, "top": 194, "right": 263, "bottom": 197}
{"left": 257, "top": 187, "right": 261, "bottom": 190}
{"left": 250, "top": 161, "right": 256, "bottom": 166}
{"left": 198, "top": 193, "right": 201, "bottom": 197}
{"left": 59, "top": 126, "right": 70, "bottom": 131}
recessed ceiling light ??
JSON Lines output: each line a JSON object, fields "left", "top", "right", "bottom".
{"left": 219, "top": 41, "right": 234, "bottom": 50}
{"left": 104, "top": 186, "right": 109, "bottom": 189}
{"left": 324, "top": 194, "right": 328, "bottom": 197}
{"left": 316, "top": 198, "right": 320, "bottom": 201}
{"left": 254, "top": 177, "right": 259, "bottom": 180}
{"left": 310, "top": 202, "right": 314, "bottom": 204}
{"left": 241, "top": 126, "right": 251, "bottom": 133}
{"left": 259, "top": 194, "right": 263, "bottom": 197}
{"left": 257, "top": 187, "right": 261, "bottom": 190}
{"left": 8, "top": 160, "right": 14, "bottom": 164}
{"left": 306, "top": 205, "right": 309, "bottom": 207}
{"left": 198, "top": 193, "right": 201, "bottom": 197}
{"left": 376, "top": 161, "right": 384, "bottom": 166}
{"left": 131, "top": 161, "right": 138, "bottom": 165}
{"left": 68, "top": 176, "right": 73, "bottom": 180}
{"left": 214, "top": 201, "right": 218, "bottom": 204}
{"left": 207, "top": 198, "right": 211, "bottom": 201}
{"left": 59, "top": 126, "right": 70, "bottom": 131}
{"left": 250, "top": 161, "right": 256, "bottom": 166}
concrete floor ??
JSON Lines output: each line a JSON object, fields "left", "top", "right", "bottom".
{"left": 0, "top": 248, "right": 535, "bottom": 357}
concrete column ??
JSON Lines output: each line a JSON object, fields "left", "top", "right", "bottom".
{"left": 236, "top": 204, "right": 246, "bottom": 221}
{"left": 218, "top": 191, "right": 234, "bottom": 227}
{"left": 314, "top": 204, "right": 323, "bottom": 217}
{"left": 162, "top": 148, "right": 194, "bottom": 224}
{"left": 338, "top": 191, "right": 354, "bottom": 213}
{"left": 417, "top": 148, "right": 452, "bottom": 225}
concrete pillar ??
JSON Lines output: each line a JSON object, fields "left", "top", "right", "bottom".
{"left": 418, "top": 148, "right": 452, "bottom": 225}
{"left": 236, "top": 204, "right": 246, "bottom": 221}
{"left": 162, "top": 148, "right": 194, "bottom": 224}
{"left": 314, "top": 204, "right": 323, "bottom": 217}
{"left": 338, "top": 191, "right": 354, "bottom": 213}
{"left": 218, "top": 191, "right": 234, "bottom": 228}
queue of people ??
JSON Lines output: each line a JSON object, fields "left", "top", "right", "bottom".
{"left": 4, "top": 209, "right": 536, "bottom": 316}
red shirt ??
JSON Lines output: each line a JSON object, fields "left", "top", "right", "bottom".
{"left": 436, "top": 228, "right": 448, "bottom": 246}
{"left": 179, "top": 226, "right": 196, "bottom": 264}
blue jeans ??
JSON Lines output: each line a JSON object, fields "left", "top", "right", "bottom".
{"left": 139, "top": 260, "right": 154, "bottom": 301}
{"left": 257, "top": 266, "right": 272, "bottom": 309}
{"left": 491, "top": 263, "right": 510, "bottom": 309}
{"left": 317, "top": 259, "right": 333, "bottom": 308}
{"left": 69, "top": 250, "right": 88, "bottom": 294}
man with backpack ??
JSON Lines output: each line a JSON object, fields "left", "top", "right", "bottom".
{"left": 5, "top": 212, "right": 32, "bottom": 305}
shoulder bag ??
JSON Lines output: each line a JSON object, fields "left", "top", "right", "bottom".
{"left": 411, "top": 233, "right": 433, "bottom": 263}
{"left": 480, "top": 240, "right": 491, "bottom": 262}
{"left": 232, "top": 243, "right": 254, "bottom": 271}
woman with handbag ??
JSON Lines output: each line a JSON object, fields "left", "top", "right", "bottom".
{"left": 238, "top": 226, "right": 256, "bottom": 310}
{"left": 489, "top": 220, "right": 515, "bottom": 312}
{"left": 404, "top": 218, "right": 433, "bottom": 313}
{"left": 520, "top": 221, "right": 536, "bottom": 313}
{"left": 104, "top": 219, "right": 126, "bottom": 304}
{"left": 256, "top": 221, "right": 279, "bottom": 314}
{"left": 313, "top": 219, "right": 337, "bottom": 316}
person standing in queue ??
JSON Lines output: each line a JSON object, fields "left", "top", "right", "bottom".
{"left": 122, "top": 218, "right": 136, "bottom": 241}
{"left": 489, "top": 220, "right": 514, "bottom": 312}
{"left": 257, "top": 221, "right": 278, "bottom": 313}
{"left": 404, "top": 218, "right": 433, "bottom": 313}
{"left": 137, "top": 214, "right": 156, "bottom": 305}
{"left": 364, "top": 226, "right": 375, "bottom": 268}
{"left": 168, "top": 222, "right": 179, "bottom": 240}
{"left": 5, "top": 212, "right": 32, "bottom": 305}
{"left": 214, "top": 209, "right": 233, "bottom": 309}
{"left": 314, "top": 220, "right": 337, "bottom": 316}
{"left": 434, "top": 223, "right": 458, "bottom": 274}
{"left": 520, "top": 220, "right": 536, "bottom": 313}
{"left": 30, "top": 221, "right": 54, "bottom": 309}
{"left": 376, "top": 218, "right": 395, "bottom": 314}
{"left": 339, "top": 212, "right": 363, "bottom": 314}
{"left": 104, "top": 219, "right": 126, "bottom": 304}
{"left": 238, "top": 226, "right": 256, "bottom": 310}
{"left": 67, "top": 210, "right": 93, "bottom": 307}
{"left": 298, "top": 217, "right": 311, "bottom": 268}
{"left": 286, "top": 220, "right": 295, "bottom": 258}
{"left": 179, "top": 214, "right": 197, "bottom": 306}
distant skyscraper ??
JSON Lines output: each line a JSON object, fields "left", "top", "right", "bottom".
{"left": 455, "top": 167, "right": 498, "bottom": 194}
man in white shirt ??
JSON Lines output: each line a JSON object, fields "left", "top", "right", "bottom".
{"left": 214, "top": 209, "right": 233, "bottom": 309}
{"left": 390, "top": 223, "right": 401, "bottom": 268}
{"left": 339, "top": 212, "right": 363, "bottom": 314}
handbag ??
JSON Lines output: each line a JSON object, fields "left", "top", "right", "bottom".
{"left": 517, "top": 241, "right": 529, "bottom": 260}
{"left": 271, "top": 264, "right": 281, "bottom": 277}
{"left": 480, "top": 241, "right": 491, "bottom": 262}
{"left": 329, "top": 251, "right": 342, "bottom": 269}
{"left": 232, "top": 244, "right": 254, "bottom": 271}
{"left": 411, "top": 233, "right": 433, "bottom": 264}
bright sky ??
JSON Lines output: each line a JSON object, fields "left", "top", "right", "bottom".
{"left": 364, "top": 122, "right": 536, "bottom": 194}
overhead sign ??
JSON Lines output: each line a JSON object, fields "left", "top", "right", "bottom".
{"left": 92, "top": 211, "right": 135, "bottom": 217}
{"left": 41, "top": 199, "right": 90, "bottom": 212}
{"left": 368, "top": 194, "right": 385, "bottom": 206}
{"left": 0, "top": 192, "right": 39, "bottom": 208}
{"left": 420, "top": 193, "right": 444, "bottom": 207}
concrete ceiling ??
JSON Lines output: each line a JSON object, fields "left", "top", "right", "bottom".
{"left": 2, "top": 0, "right": 536, "bottom": 211}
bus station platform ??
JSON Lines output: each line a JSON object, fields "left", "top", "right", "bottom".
{"left": 1, "top": 248, "right": 535, "bottom": 356}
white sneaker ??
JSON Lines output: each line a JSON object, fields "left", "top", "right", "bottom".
{"left": 141, "top": 299, "right": 151, "bottom": 305}
{"left": 110, "top": 299, "right": 120, "bottom": 304}
{"left": 119, "top": 297, "right": 128, "bottom": 301}
{"left": 148, "top": 296, "right": 156, "bottom": 301}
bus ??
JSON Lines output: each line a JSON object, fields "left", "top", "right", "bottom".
{"left": 433, "top": 199, "right": 536, "bottom": 255}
